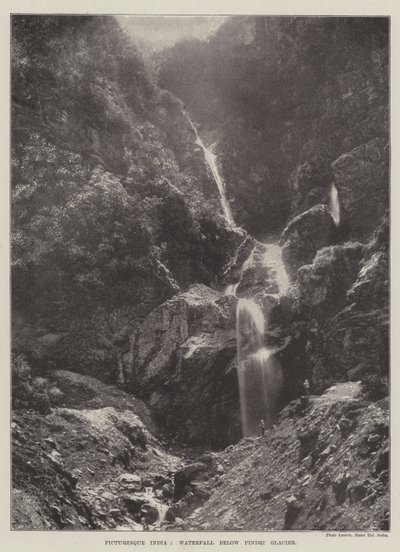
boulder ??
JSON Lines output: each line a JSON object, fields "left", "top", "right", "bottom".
{"left": 284, "top": 496, "right": 302, "bottom": 529}
{"left": 130, "top": 284, "right": 235, "bottom": 386}
{"left": 164, "top": 506, "right": 177, "bottom": 522}
{"left": 280, "top": 205, "right": 336, "bottom": 280}
{"left": 128, "top": 285, "right": 240, "bottom": 448}
{"left": 140, "top": 503, "right": 159, "bottom": 524}
{"left": 182, "top": 462, "right": 208, "bottom": 481}
{"left": 118, "top": 474, "right": 142, "bottom": 492}
{"left": 332, "top": 138, "right": 388, "bottom": 238}
{"left": 121, "top": 494, "right": 147, "bottom": 514}
{"left": 297, "top": 426, "right": 320, "bottom": 461}
{"left": 173, "top": 463, "right": 208, "bottom": 500}
{"left": 332, "top": 473, "right": 349, "bottom": 505}
{"left": 161, "top": 483, "right": 174, "bottom": 498}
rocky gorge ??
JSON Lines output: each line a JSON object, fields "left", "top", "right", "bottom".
{"left": 11, "top": 15, "right": 389, "bottom": 532}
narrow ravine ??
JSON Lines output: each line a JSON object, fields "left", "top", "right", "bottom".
{"left": 186, "top": 113, "right": 293, "bottom": 436}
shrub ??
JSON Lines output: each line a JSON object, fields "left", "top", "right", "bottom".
{"left": 12, "top": 353, "right": 62, "bottom": 413}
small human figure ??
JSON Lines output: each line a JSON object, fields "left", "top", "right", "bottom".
{"left": 259, "top": 419, "right": 265, "bottom": 437}
{"left": 303, "top": 379, "right": 310, "bottom": 397}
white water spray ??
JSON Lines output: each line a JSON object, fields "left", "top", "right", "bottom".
{"left": 329, "top": 182, "right": 340, "bottom": 227}
{"left": 142, "top": 487, "right": 168, "bottom": 525}
{"left": 234, "top": 243, "right": 289, "bottom": 436}
{"left": 262, "top": 244, "right": 290, "bottom": 295}
{"left": 186, "top": 114, "right": 235, "bottom": 227}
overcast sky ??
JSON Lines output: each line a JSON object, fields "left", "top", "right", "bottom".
{"left": 117, "top": 16, "right": 227, "bottom": 51}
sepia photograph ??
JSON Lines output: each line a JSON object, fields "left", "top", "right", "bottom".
{"left": 8, "top": 4, "right": 392, "bottom": 540}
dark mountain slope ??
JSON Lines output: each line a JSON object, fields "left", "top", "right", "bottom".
{"left": 159, "top": 17, "right": 388, "bottom": 237}
{"left": 11, "top": 15, "right": 240, "bottom": 380}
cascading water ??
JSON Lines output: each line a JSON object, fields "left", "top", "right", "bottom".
{"left": 186, "top": 114, "right": 235, "bottom": 227}
{"left": 143, "top": 487, "right": 169, "bottom": 525}
{"left": 234, "top": 244, "right": 289, "bottom": 437}
{"left": 329, "top": 182, "right": 340, "bottom": 227}
{"left": 186, "top": 110, "right": 289, "bottom": 437}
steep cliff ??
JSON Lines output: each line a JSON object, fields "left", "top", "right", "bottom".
{"left": 11, "top": 15, "right": 390, "bottom": 532}
{"left": 159, "top": 17, "right": 388, "bottom": 237}
{"left": 11, "top": 15, "right": 240, "bottom": 380}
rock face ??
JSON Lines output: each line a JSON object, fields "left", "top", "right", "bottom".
{"left": 288, "top": 141, "right": 334, "bottom": 216}
{"left": 296, "top": 215, "right": 388, "bottom": 390}
{"left": 280, "top": 205, "right": 337, "bottom": 280}
{"left": 128, "top": 284, "right": 240, "bottom": 448}
{"left": 331, "top": 215, "right": 389, "bottom": 381}
{"left": 332, "top": 138, "right": 389, "bottom": 238}
{"left": 296, "top": 242, "right": 364, "bottom": 318}
{"left": 222, "top": 232, "right": 255, "bottom": 287}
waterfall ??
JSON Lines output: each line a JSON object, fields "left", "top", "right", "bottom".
{"left": 186, "top": 114, "right": 235, "bottom": 227}
{"left": 329, "top": 182, "right": 340, "bottom": 227}
{"left": 234, "top": 244, "right": 289, "bottom": 437}
{"left": 185, "top": 110, "right": 289, "bottom": 436}
{"left": 262, "top": 244, "right": 290, "bottom": 295}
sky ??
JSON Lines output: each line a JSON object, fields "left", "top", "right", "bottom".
{"left": 117, "top": 16, "right": 227, "bottom": 51}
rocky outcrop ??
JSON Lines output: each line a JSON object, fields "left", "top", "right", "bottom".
{"left": 280, "top": 205, "right": 337, "bottom": 280}
{"left": 12, "top": 373, "right": 182, "bottom": 530}
{"left": 332, "top": 138, "right": 389, "bottom": 239}
{"left": 330, "top": 215, "right": 389, "bottom": 381}
{"left": 181, "top": 382, "right": 389, "bottom": 532}
{"left": 296, "top": 242, "right": 364, "bottom": 318}
{"left": 297, "top": 215, "right": 388, "bottom": 390}
{"left": 127, "top": 285, "right": 240, "bottom": 448}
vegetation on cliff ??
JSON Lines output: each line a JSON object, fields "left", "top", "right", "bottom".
{"left": 159, "top": 17, "right": 388, "bottom": 236}
{"left": 12, "top": 15, "right": 238, "bottom": 378}
{"left": 11, "top": 15, "right": 389, "bottom": 532}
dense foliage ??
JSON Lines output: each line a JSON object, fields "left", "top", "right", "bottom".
{"left": 159, "top": 17, "right": 388, "bottom": 235}
{"left": 12, "top": 16, "right": 237, "bottom": 378}
{"left": 12, "top": 354, "right": 63, "bottom": 413}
